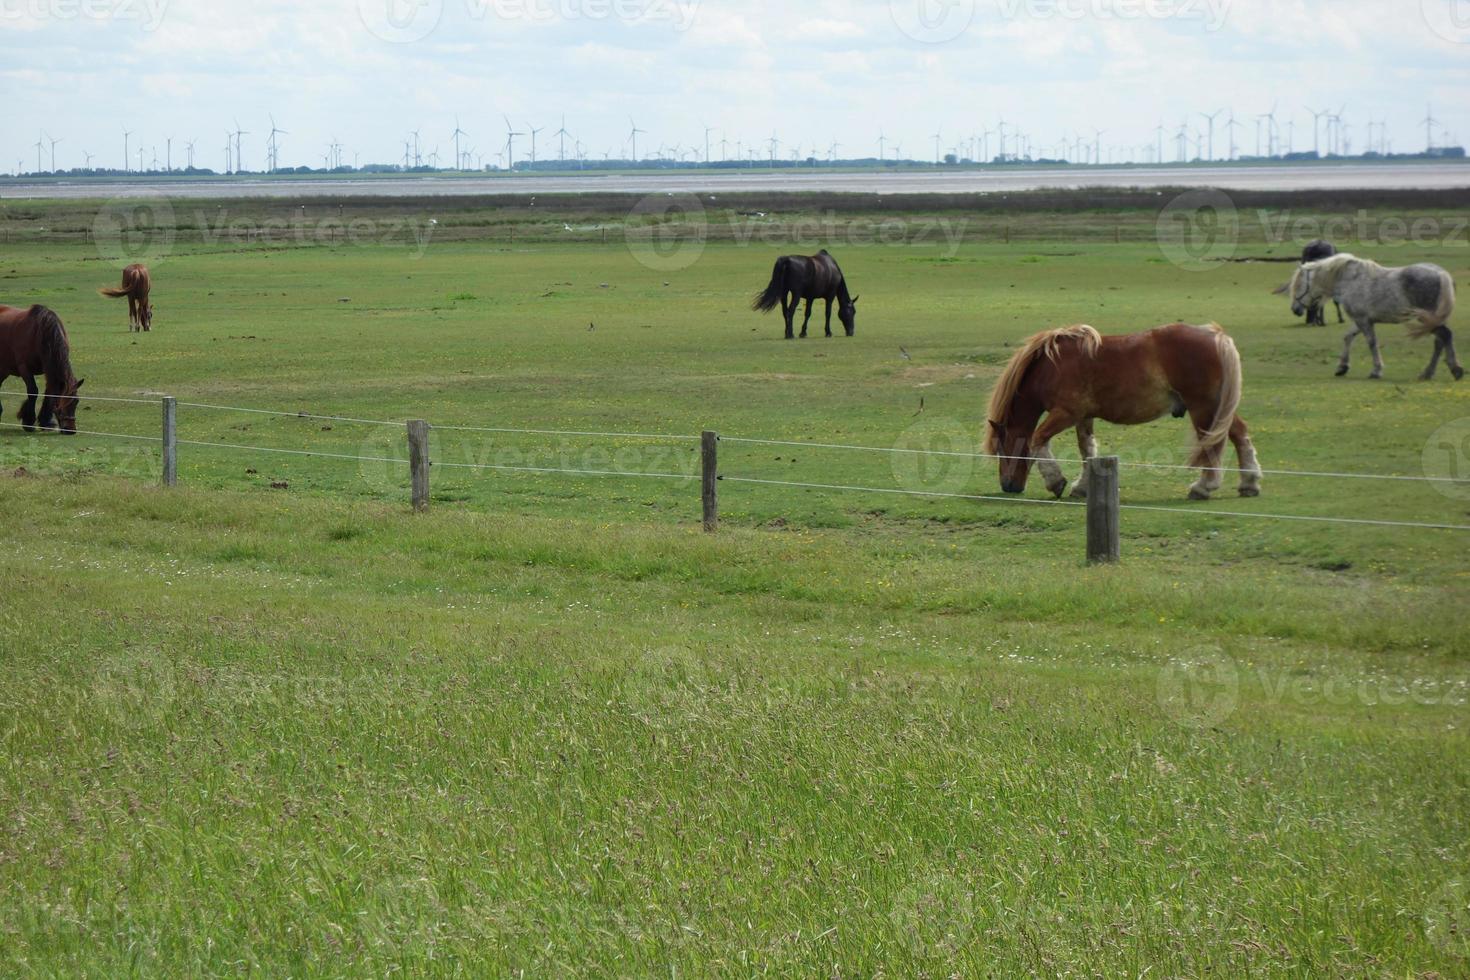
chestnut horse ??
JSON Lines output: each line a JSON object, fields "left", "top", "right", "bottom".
{"left": 752, "top": 250, "right": 858, "bottom": 339}
{"left": 0, "top": 305, "right": 84, "bottom": 434}
{"left": 985, "top": 323, "right": 1262, "bottom": 500}
{"left": 99, "top": 263, "right": 152, "bottom": 332}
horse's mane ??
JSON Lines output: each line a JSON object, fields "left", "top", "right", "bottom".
{"left": 984, "top": 325, "right": 1101, "bottom": 453}
{"left": 29, "top": 304, "right": 74, "bottom": 383}
{"left": 1291, "top": 252, "right": 1380, "bottom": 302}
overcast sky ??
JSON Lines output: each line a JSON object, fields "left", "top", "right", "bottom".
{"left": 3, "top": 0, "right": 1468, "bottom": 171}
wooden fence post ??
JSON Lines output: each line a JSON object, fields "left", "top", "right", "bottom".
{"left": 407, "top": 420, "right": 430, "bottom": 512}
{"left": 1086, "top": 456, "right": 1120, "bottom": 565}
{"left": 701, "top": 431, "right": 719, "bottom": 532}
{"left": 161, "top": 396, "right": 177, "bottom": 487}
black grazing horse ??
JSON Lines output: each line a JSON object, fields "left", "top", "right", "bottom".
{"left": 1300, "top": 240, "right": 1343, "bottom": 326}
{"left": 752, "top": 250, "right": 858, "bottom": 339}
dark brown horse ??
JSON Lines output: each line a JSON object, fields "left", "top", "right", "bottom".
{"left": 985, "top": 323, "right": 1262, "bottom": 500}
{"left": 100, "top": 263, "right": 152, "bottom": 332}
{"left": 0, "top": 305, "right": 84, "bottom": 434}
{"left": 752, "top": 250, "right": 858, "bottom": 339}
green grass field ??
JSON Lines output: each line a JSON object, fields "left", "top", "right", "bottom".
{"left": 1, "top": 196, "right": 1468, "bottom": 975}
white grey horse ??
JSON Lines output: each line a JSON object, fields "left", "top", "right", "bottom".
{"left": 1289, "top": 253, "right": 1460, "bottom": 381}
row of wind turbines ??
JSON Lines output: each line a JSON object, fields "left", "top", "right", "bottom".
{"left": 14, "top": 105, "right": 1461, "bottom": 176}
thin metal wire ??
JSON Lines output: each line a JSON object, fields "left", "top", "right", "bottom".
{"left": 434, "top": 423, "right": 700, "bottom": 442}
{"left": 176, "top": 402, "right": 404, "bottom": 428}
{"left": 720, "top": 475, "right": 1087, "bottom": 509}
{"left": 1, "top": 392, "right": 164, "bottom": 405}
{"left": 436, "top": 460, "right": 697, "bottom": 481}
{"left": 0, "top": 421, "right": 161, "bottom": 443}
{"left": 721, "top": 435, "right": 1465, "bottom": 485}
{"left": 722, "top": 473, "right": 1470, "bottom": 532}
{"left": 1117, "top": 503, "right": 1470, "bottom": 533}
{"left": 176, "top": 439, "right": 407, "bottom": 465}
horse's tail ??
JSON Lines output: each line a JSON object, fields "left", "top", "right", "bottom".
{"left": 1190, "top": 324, "right": 1242, "bottom": 468}
{"left": 752, "top": 258, "right": 789, "bottom": 312}
{"left": 99, "top": 284, "right": 131, "bottom": 298}
{"left": 1407, "top": 269, "right": 1456, "bottom": 338}
{"left": 984, "top": 325, "right": 1101, "bottom": 454}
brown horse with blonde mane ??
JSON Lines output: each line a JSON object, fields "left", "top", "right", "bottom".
{"left": 985, "top": 323, "right": 1262, "bottom": 500}
{"left": 99, "top": 263, "right": 152, "bottom": 332}
{"left": 0, "top": 305, "right": 84, "bottom": 434}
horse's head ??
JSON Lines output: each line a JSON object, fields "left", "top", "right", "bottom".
{"left": 1289, "top": 266, "right": 1316, "bottom": 318}
{"left": 839, "top": 295, "right": 858, "bottom": 337}
{"left": 53, "top": 378, "right": 83, "bottom": 435}
{"left": 987, "top": 412, "right": 1041, "bottom": 495}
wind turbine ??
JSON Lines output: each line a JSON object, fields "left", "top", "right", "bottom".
{"left": 83, "top": 150, "right": 94, "bottom": 169}
{"left": 233, "top": 119, "right": 249, "bottom": 174}
{"left": 527, "top": 123, "right": 543, "bottom": 167}
{"left": 933, "top": 130, "right": 942, "bottom": 164}
{"left": 554, "top": 115, "right": 571, "bottom": 164}
{"left": 451, "top": 117, "right": 468, "bottom": 171}
{"left": 1093, "top": 128, "right": 1106, "bottom": 165}
{"left": 412, "top": 128, "right": 422, "bottom": 168}
{"left": 185, "top": 140, "right": 196, "bottom": 170}
{"left": 1200, "top": 110, "right": 1223, "bottom": 162}
{"left": 703, "top": 123, "right": 715, "bottom": 164}
{"left": 34, "top": 134, "right": 44, "bottom": 174}
{"left": 1305, "top": 106, "right": 1327, "bottom": 156}
{"left": 123, "top": 129, "right": 133, "bottom": 172}
{"left": 627, "top": 117, "right": 645, "bottom": 163}
{"left": 877, "top": 130, "right": 887, "bottom": 163}
{"left": 267, "top": 116, "right": 287, "bottom": 172}
{"left": 1423, "top": 104, "right": 1440, "bottom": 152}
{"left": 1225, "top": 111, "right": 1242, "bottom": 161}
{"left": 767, "top": 132, "right": 780, "bottom": 165}
{"left": 47, "top": 133, "right": 62, "bottom": 172}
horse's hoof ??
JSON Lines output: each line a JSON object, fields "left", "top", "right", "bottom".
{"left": 1188, "top": 488, "right": 1211, "bottom": 501}
{"left": 1069, "top": 485, "right": 1088, "bottom": 501}
{"left": 1368, "top": 372, "right": 1383, "bottom": 380}
{"left": 1046, "top": 484, "right": 1067, "bottom": 500}
{"left": 1334, "top": 366, "right": 1349, "bottom": 377}
{"left": 1454, "top": 366, "right": 1466, "bottom": 381}
{"left": 1238, "top": 487, "right": 1261, "bottom": 498}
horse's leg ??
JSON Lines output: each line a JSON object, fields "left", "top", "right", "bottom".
{"left": 1421, "top": 332, "right": 1445, "bottom": 381}
{"left": 1186, "top": 405, "right": 1227, "bottom": 500}
{"left": 1029, "top": 411, "right": 1079, "bottom": 499}
{"left": 1335, "top": 302, "right": 1344, "bottom": 324}
{"left": 1066, "top": 419, "right": 1097, "bottom": 499}
{"left": 1336, "top": 322, "right": 1362, "bottom": 377}
{"left": 1436, "top": 325, "right": 1464, "bottom": 381}
{"left": 823, "top": 298, "right": 833, "bottom": 338}
{"left": 782, "top": 294, "right": 795, "bottom": 340}
{"left": 1230, "top": 417, "right": 1263, "bottom": 498}
{"left": 19, "top": 375, "right": 38, "bottom": 431}
{"left": 799, "top": 299, "right": 813, "bottom": 338}
{"left": 1360, "top": 322, "right": 1385, "bottom": 379}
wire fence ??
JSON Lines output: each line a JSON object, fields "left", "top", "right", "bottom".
{"left": 4, "top": 390, "right": 1468, "bottom": 539}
